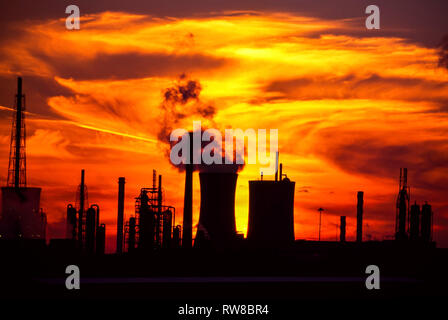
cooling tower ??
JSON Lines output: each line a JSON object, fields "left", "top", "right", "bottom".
{"left": 247, "top": 179, "right": 295, "bottom": 246}
{"left": 194, "top": 172, "right": 238, "bottom": 247}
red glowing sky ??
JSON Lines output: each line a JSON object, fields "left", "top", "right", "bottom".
{"left": 1, "top": 1, "right": 448, "bottom": 251}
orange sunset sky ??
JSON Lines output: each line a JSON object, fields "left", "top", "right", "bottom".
{"left": 1, "top": 1, "right": 448, "bottom": 251}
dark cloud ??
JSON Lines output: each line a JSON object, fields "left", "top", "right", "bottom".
{"left": 307, "top": 128, "right": 448, "bottom": 243}
{"left": 438, "top": 34, "right": 448, "bottom": 69}
{"left": 1, "top": 0, "right": 448, "bottom": 46}
{"left": 264, "top": 73, "right": 448, "bottom": 108}
{"left": 0, "top": 75, "right": 72, "bottom": 118}
{"left": 157, "top": 75, "right": 216, "bottom": 143}
{"left": 313, "top": 127, "right": 448, "bottom": 194}
{"left": 29, "top": 51, "right": 229, "bottom": 81}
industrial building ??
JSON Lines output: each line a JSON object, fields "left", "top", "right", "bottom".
{"left": 247, "top": 162, "right": 295, "bottom": 246}
{"left": 0, "top": 77, "right": 437, "bottom": 255}
{"left": 66, "top": 169, "right": 106, "bottom": 254}
{"left": 0, "top": 77, "right": 46, "bottom": 240}
{"left": 124, "top": 170, "right": 177, "bottom": 252}
{"left": 394, "top": 168, "right": 433, "bottom": 243}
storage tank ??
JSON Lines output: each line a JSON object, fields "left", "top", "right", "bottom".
{"left": 127, "top": 217, "right": 136, "bottom": 252}
{"left": 421, "top": 202, "right": 432, "bottom": 242}
{"left": 96, "top": 223, "right": 106, "bottom": 255}
{"left": 172, "top": 225, "right": 181, "bottom": 248}
{"left": 85, "top": 206, "right": 97, "bottom": 254}
{"left": 162, "top": 209, "right": 172, "bottom": 248}
{"left": 247, "top": 178, "right": 295, "bottom": 245}
{"left": 409, "top": 202, "right": 420, "bottom": 241}
{"left": 138, "top": 190, "right": 155, "bottom": 250}
{"left": 194, "top": 172, "right": 238, "bottom": 248}
{"left": 66, "top": 204, "right": 77, "bottom": 240}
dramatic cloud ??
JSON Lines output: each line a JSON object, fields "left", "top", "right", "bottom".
{"left": 1, "top": 9, "right": 448, "bottom": 250}
{"left": 438, "top": 34, "right": 448, "bottom": 70}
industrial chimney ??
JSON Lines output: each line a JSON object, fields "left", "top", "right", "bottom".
{"left": 116, "top": 177, "right": 125, "bottom": 253}
{"left": 340, "top": 216, "right": 346, "bottom": 242}
{"left": 356, "top": 191, "right": 364, "bottom": 242}
{"left": 194, "top": 172, "right": 238, "bottom": 248}
{"left": 182, "top": 134, "right": 193, "bottom": 248}
{"left": 78, "top": 169, "right": 86, "bottom": 247}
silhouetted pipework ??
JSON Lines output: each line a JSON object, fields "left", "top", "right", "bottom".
{"left": 65, "top": 170, "right": 106, "bottom": 253}
{"left": 116, "top": 177, "right": 125, "bottom": 254}
{"left": 66, "top": 169, "right": 88, "bottom": 245}
{"left": 138, "top": 190, "right": 154, "bottom": 250}
{"left": 247, "top": 171, "right": 295, "bottom": 246}
{"left": 396, "top": 168, "right": 410, "bottom": 240}
{"left": 340, "top": 216, "right": 346, "bottom": 242}
{"left": 356, "top": 191, "right": 364, "bottom": 242}
{"left": 156, "top": 174, "right": 163, "bottom": 246}
{"left": 183, "top": 133, "right": 194, "bottom": 248}
{"left": 409, "top": 202, "right": 420, "bottom": 241}
{"left": 421, "top": 202, "right": 433, "bottom": 242}
{"left": 195, "top": 172, "right": 238, "bottom": 248}
{"left": 129, "top": 171, "right": 176, "bottom": 251}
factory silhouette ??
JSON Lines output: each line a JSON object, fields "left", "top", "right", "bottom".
{"left": 0, "top": 77, "right": 445, "bottom": 303}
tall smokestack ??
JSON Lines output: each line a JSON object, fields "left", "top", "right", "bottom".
{"left": 274, "top": 152, "right": 279, "bottom": 181}
{"left": 116, "top": 177, "right": 125, "bottom": 253}
{"left": 340, "top": 216, "right": 346, "bottom": 242}
{"left": 182, "top": 134, "right": 193, "bottom": 248}
{"left": 78, "top": 169, "right": 85, "bottom": 246}
{"left": 356, "top": 191, "right": 364, "bottom": 243}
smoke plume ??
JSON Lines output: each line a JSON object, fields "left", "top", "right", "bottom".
{"left": 157, "top": 74, "right": 216, "bottom": 143}
{"left": 158, "top": 75, "right": 244, "bottom": 173}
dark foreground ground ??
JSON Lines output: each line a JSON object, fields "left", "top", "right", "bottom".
{"left": 1, "top": 240, "right": 447, "bottom": 318}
